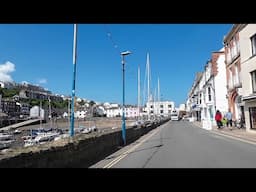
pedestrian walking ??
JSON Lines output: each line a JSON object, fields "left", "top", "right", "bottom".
{"left": 225, "top": 109, "right": 233, "bottom": 130}
{"left": 215, "top": 110, "right": 222, "bottom": 129}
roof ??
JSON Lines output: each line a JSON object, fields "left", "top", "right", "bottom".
{"left": 223, "top": 24, "right": 246, "bottom": 44}
{"left": 195, "top": 72, "right": 203, "bottom": 83}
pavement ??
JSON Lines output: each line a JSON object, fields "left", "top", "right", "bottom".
{"left": 192, "top": 120, "right": 256, "bottom": 144}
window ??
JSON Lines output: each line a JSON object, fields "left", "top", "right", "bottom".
{"left": 251, "top": 34, "right": 256, "bottom": 56}
{"left": 168, "top": 105, "right": 172, "bottom": 108}
{"left": 233, "top": 38, "right": 238, "bottom": 58}
{"left": 208, "top": 87, "right": 211, "bottom": 102}
{"left": 160, "top": 110, "right": 163, "bottom": 114}
{"left": 150, "top": 105, "right": 153, "bottom": 108}
{"left": 229, "top": 68, "right": 233, "bottom": 89}
{"left": 251, "top": 70, "right": 256, "bottom": 93}
{"left": 249, "top": 107, "right": 256, "bottom": 129}
{"left": 160, "top": 105, "right": 163, "bottom": 108}
{"left": 234, "top": 63, "right": 240, "bottom": 85}
{"left": 236, "top": 35, "right": 240, "bottom": 54}
{"left": 231, "top": 41, "right": 235, "bottom": 59}
{"left": 199, "top": 93, "right": 202, "bottom": 104}
{"left": 226, "top": 47, "right": 231, "bottom": 64}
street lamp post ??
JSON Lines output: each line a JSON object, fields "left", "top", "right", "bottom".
{"left": 121, "top": 51, "right": 131, "bottom": 145}
{"left": 70, "top": 24, "right": 78, "bottom": 137}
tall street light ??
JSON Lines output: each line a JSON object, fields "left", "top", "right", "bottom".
{"left": 70, "top": 24, "right": 78, "bottom": 137}
{"left": 121, "top": 50, "right": 131, "bottom": 145}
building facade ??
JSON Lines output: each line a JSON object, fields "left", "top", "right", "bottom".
{"left": 223, "top": 24, "right": 246, "bottom": 122}
{"left": 187, "top": 48, "right": 228, "bottom": 128}
{"left": 239, "top": 24, "right": 256, "bottom": 132}
{"left": 0, "top": 98, "right": 20, "bottom": 117}
{"left": 199, "top": 60, "right": 215, "bottom": 125}
{"left": 188, "top": 73, "right": 203, "bottom": 121}
{"left": 18, "top": 82, "right": 63, "bottom": 102}
{"left": 145, "top": 101, "right": 175, "bottom": 118}
{"left": 106, "top": 106, "right": 139, "bottom": 118}
{"left": 213, "top": 49, "right": 229, "bottom": 115}
{"left": 199, "top": 49, "right": 228, "bottom": 128}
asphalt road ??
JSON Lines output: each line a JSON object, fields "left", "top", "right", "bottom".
{"left": 91, "top": 120, "right": 256, "bottom": 168}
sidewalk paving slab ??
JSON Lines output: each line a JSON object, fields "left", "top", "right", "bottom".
{"left": 191, "top": 121, "right": 256, "bottom": 143}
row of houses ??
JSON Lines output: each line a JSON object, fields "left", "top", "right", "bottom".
{"left": 4, "top": 81, "right": 64, "bottom": 102}
{"left": 1, "top": 78, "right": 177, "bottom": 121}
{"left": 66, "top": 100, "right": 176, "bottom": 119}
{"left": 186, "top": 24, "right": 256, "bottom": 132}
{"left": 0, "top": 81, "right": 66, "bottom": 118}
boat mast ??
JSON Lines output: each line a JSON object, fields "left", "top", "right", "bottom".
{"left": 154, "top": 87, "right": 156, "bottom": 119}
{"left": 158, "top": 77, "right": 160, "bottom": 116}
{"left": 48, "top": 97, "right": 53, "bottom": 129}
{"left": 147, "top": 53, "right": 150, "bottom": 120}
{"left": 39, "top": 100, "right": 42, "bottom": 129}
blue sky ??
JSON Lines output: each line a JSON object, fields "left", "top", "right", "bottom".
{"left": 0, "top": 24, "right": 232, "bottom": 106}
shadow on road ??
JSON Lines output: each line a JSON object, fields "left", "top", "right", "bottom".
{"left": 144, "top": 137, "right": 172, "bottom": 143}
{"left": 105, "top": 143, "right": 164, "bottom": 160}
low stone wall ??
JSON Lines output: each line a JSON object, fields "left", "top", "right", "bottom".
{"left": 0, "top": 119, "right": 170, "bottom": 168}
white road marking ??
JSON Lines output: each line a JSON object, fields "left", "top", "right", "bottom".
{"left": 193, "top": 122, "right": 256, "bottom": 146}
{"left": 212, "top": 131, "right": 256, "bottom": 146}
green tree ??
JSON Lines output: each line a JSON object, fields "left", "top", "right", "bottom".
{"left": 30, "top": 99, "right": 40, "bottom": 106}
{"left": 0, "top": 88, "right": 19, "bottom": 98}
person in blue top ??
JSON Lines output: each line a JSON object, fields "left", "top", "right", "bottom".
{"left": 225, "top": 109, "right": 233, "bottom": 130}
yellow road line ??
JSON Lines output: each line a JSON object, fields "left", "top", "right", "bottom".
{"left": 103, "top": 127, "right": 162, "bottom": 168}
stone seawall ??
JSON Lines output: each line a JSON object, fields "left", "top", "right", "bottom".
{"left": 0, "top": 119, "right": 170, "bottom": 168}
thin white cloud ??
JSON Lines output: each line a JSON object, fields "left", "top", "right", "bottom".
{"left": 0, "top": 61, "right": 15, "bottom": 82}
{"left": 38, "top": 78, "right": 47, "bottom": 84}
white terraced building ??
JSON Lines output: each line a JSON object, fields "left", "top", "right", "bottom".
{"left": 144, "top": 101, "right": 175, "bottom": 117}
{"left": 106, "top": 107, "right": 139, "bottom": 118}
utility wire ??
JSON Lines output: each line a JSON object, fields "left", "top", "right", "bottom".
{"left": 103, "top": 24, "right": 136, "bottom": 79}
{"left": 103, "top": 24, "right": 121, "bottom": 56}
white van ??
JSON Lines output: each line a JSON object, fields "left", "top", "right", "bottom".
{"left": 171, "top": 113, "right": 179, "bottom": 121}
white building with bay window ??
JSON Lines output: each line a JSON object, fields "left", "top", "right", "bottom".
{"left": 239, "top": 24, "right": 256, "bottom": 132}
{"left": 144, "top": 101, "right": 175, "bottom": 118}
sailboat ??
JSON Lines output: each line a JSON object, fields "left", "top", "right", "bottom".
{"left": 143, "top": 52, "right": 152, "bottom": 122}
{"left": 142, "top": 53, "right": 162, "bottom": 124}
{"left": 24, "top": 99, "right": 61, "bottom": 147}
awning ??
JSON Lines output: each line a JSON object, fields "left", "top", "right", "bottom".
{"left": 242, "top": 94, "right": 256, "bottom": 101}
{"left": 192, "top": 107, "right": 201, "bottom": 111}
